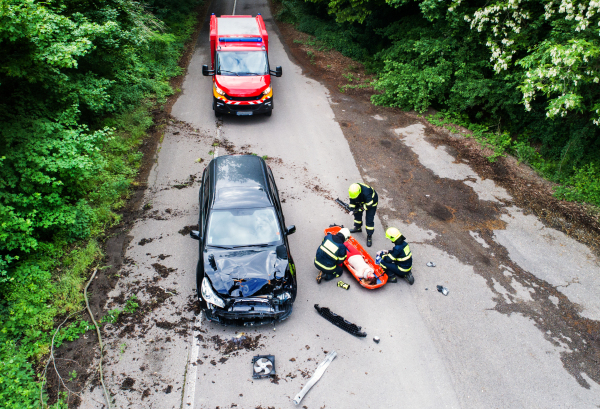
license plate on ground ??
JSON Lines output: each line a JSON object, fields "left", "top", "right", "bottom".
{"left": 237, "top": 111, "right": 253, "bottom": 116}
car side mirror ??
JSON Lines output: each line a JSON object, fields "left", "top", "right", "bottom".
{"left": 202, "top": 65, "right": 215, "bottom": 76}
{"left": 270, "top": 66, "right": 282, "bottom": 77}
{"left": 190, "top": 230, "right": 201, "bottom": 240}
{"left": 285, "top": 225, "right": 296, "bottom": 235}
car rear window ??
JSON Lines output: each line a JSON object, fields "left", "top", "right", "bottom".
{"left": 207, "top": 207, "right": 281, "bottom": 246}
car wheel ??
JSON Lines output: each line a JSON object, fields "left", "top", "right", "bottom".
{"left": 265, "top": 110, "right": 272, "bottom": 117}
{"left": 213, "top": 98, "right": 221, "bottom": 118}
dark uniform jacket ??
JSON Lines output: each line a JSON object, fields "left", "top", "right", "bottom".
{"left": 349, "top": 183, "right": 378, "bottom": 212}
{"left": 315, "top": 233, "right": 347, "bottom": 271}
{"left": 381, "top": 239, "right": 412, "bottom": 272}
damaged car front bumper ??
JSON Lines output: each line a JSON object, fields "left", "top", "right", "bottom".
{"left": 204, "top": 297, "right": 293, "bottom": 326}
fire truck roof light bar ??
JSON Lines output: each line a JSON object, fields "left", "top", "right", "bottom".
{"left": 219, "top": 37, "right": 262, "bottom": 42}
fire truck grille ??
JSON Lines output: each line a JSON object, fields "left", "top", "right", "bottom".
{"left": 226, "top": 94, "right": 262, "bottom": 101}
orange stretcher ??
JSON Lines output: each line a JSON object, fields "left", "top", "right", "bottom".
{"left": 324, "top": 226, "right": 388, "bottom": 289}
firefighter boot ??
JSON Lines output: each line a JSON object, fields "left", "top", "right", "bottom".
{"left": 387, "top": 275, "right": 398, "bottom": 283}
{"left": 316, "top": 271, "right": 324, "bottom": 284}
{"left": 349, "top": 227, "right": 362, "bottom": 234}
{"left": 404, "top": 272, "right": 415, "bottom": 285}
{"left": 366, "top": 234, "right": 373, "bottom": 247}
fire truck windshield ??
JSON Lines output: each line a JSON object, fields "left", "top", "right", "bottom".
{"left": 216, "top": 51, "right": 269, "bottom": 76}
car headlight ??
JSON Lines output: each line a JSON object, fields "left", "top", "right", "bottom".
{"left": 262, "top": 86, "right": 272, "bottom": 95}
{"left": 214, "top": 84, "right": 225, "bottom": 96}
{"left": 201, "top": 277, "right": 226, "bottom": 308}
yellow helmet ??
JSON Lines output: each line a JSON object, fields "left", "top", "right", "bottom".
{"left": 348, "top": 183, "right": 361, "bottom": 199}
{"left": 339, "top": 228, "right": 351, "bottom": 241}
{"left": 385, "top": 227, "right": 402, "bottom": 242}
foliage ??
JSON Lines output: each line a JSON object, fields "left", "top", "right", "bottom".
{"left": 276, "top": 0, "right": 600, "bottom": 206}
{"left": 101, "top": 295, "right": 139, "bottom": 323}
{"left": 54, "top": 321, "right": 94, "bottom": 349}
{"left": 555, "top": 163, "right": 600, "bottom": 206}
{"left": 0, "top": 0, "right": 200, "bottom": 406}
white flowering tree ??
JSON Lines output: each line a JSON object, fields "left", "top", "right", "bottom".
{"left": 463, "top": 0, "right": 600, "bottom": 125}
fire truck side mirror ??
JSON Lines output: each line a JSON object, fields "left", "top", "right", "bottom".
{"left": 270, "top": 67, "right": 282, "bottom": 77}
{"left": 202, "top": 65, "right": 215, "bottom": 76}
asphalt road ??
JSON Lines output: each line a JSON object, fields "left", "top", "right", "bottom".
{"left": 79, "top": 0, "right": 600, "bottom": 408}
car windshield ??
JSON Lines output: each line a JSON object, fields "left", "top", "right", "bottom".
{"left": 216, "top": 51, "right": 268, "bottom": 76}
{"left": 206, "top": 207, "right": 281, "bottom": 246}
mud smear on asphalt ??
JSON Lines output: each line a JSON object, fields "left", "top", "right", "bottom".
{"left": 179, "top": 224, "right": 199, "bottom": 236}
{"left": 272, "top": 7, "right": 600, "bottom": 389}
{"left": 152, "top": 263, "right": 176, "bottom": 278}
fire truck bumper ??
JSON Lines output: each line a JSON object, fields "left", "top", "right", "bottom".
{"left": 214, "top": 97, "right": 273, "bottom": 116}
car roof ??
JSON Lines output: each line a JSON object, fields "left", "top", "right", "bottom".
{"left": 210, "top": 155, "right": 272, "bottom": 209}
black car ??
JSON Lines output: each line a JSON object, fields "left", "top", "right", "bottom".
{"left": 190, "top": 155, "right": 297, "bottom": 326}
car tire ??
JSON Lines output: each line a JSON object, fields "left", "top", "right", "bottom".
{"left": 265, "top": 109, "right": 272, "bottom": 117}
{"left": 213, "top": 98, "right": 221, "bottom": 118}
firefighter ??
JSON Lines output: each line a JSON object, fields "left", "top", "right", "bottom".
{"left": 315, "top": 228, "right": 351, "bottom": 284}
{"left": 378, "top": 227, "right": 414, "bottom": 284}
{"left": 348, "top": 183, "right": 378, "bottom": 247}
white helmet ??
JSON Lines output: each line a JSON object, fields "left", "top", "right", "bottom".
{"left": 339, "top": 228, "right": 351, "bottom": 241}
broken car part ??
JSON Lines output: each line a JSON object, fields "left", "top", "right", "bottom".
{"left": 252, "top": 355, "right": 276, "bottom": 379}
{"left": 314, "top": 304, "right": 367, "bottom": 337}
{"left": 437, "top": 285, "right": 449, "bottom": 296}
{"left": 292, "top": 351, "right": 337, "bottom": 405}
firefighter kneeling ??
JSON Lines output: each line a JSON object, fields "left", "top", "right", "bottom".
{"left": 315, "top": 228, "right": 351, "bottom": 284}
{"left": 378, "top": 227, "right": 415, "bottom": 285}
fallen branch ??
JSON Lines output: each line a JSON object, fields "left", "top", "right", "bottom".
{"left": 40, "top": 310, "right": 83, "bottom": 407}
{"left": 85, "top": 268, "right": 112, "bottom": 409}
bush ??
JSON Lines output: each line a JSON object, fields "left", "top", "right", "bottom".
{"left": 555, "top": 163, "right": 600, "bottom": 207}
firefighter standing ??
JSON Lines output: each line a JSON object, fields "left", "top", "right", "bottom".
{"left": 315, "top": 228, "right": 351, "bottom": 284}
{"left": 348, "top": 183, "right": 378, "bottom": 247}
{"left": 378, "top": 227, "right": 414, "bottom": 284}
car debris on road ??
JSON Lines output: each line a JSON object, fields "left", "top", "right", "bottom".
{"left": 314, "top": 304, "right": 367, "bottom": 337}
{"left": 293, "top": 351, "right": 337, "bottom": 405}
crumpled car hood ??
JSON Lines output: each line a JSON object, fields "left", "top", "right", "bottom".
{"left": 204, "top": 246, "right": 288, "bottom": 297}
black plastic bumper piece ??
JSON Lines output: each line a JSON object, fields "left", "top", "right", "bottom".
{"left": 314, "top": 304, "right": 367, "bottom": 337}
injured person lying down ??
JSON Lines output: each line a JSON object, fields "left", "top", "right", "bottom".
{"left": 347, "top": 254, "right": 377, "bottom": 285}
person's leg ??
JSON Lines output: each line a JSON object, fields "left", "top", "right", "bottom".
{"left": 399, "top": 267, "right": 414, "bottom": 285}
{"left": 380, "top": 260, "right": 399, "bottom": 283}
{"left": 314, "top": 260, "right": 327, "bottom": 284}
{"left": 365, "top": 206, "right": 376, "bottom": 247}
{"left": 323, "top": 264, "right": 343, "bottom": 281}
{"left": 350, "top": 209, "right": 363, "bottom": 233}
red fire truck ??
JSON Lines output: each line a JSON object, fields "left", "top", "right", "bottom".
{"left": 202, "top": 13, "right": 282, "bottom": 117}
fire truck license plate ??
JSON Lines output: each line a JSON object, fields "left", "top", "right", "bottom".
{"left": 237, "top": 111, "right": 253, "bottom": 116}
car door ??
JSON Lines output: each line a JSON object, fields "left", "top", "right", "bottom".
{"left": 266, "top": 167, "right": 285, "bottom": 226}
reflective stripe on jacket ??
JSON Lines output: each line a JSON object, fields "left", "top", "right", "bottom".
{"left": 382, "top": 241, "right": 412, "bottom": 272}
{"left": 349, "top": 183, "right": 378, "bottom": 210}
{"left": 315, "top": 233, "right": 347, "bottom": 270}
